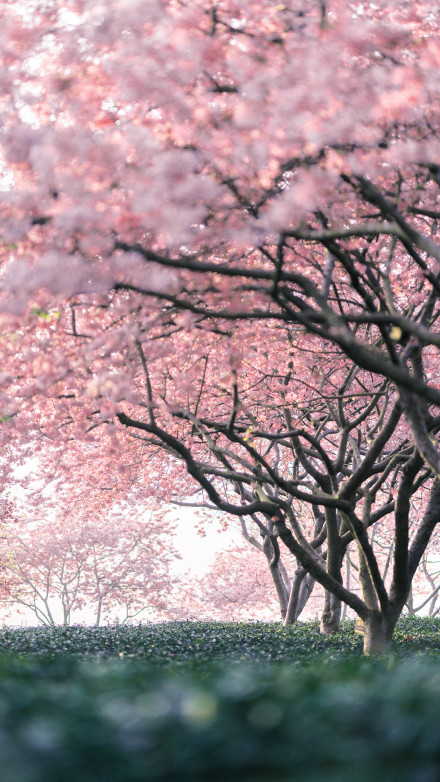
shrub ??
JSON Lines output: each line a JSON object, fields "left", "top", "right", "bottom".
{"left": 0, "top": 618, "right": 439, "bottom": 781}
{"left": 0, "top": 617, "right": 439, "bottom": 664}
{"left": 0, "top": 655, "right": 440, "bottom": 781}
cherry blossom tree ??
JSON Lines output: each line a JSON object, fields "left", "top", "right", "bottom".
{"left": 2, "top": 1, "right": 440, "bottom": 651}
{"left": 0, "top": 498, "right": 177, "bottom": 626}
{"left": 177, "top": 544, "right": 290, "bottom": 622}
{"left": 182, "top": 537, "right": 324, "bottom": 622}
{"left": 174, "top": 508, "right": 316, "bottom": 625}
{"left": 236, "top": 513, "right": 316, "bottom": 623}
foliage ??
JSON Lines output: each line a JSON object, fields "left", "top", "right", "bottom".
{"left": 1, "top": 643, "right": 440, "bottom": 780}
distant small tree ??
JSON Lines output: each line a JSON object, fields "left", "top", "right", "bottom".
{"left": 191, "top": 542, "right": 320, "bottom": 622}
{"left": 176, "top": 544, "right": 280, "bottom": 622}
{"left": 172, "top": 500, "right": 316, "bottom": 623}
{"left": 0, "top": 503, "right": 176, "bottom": 626}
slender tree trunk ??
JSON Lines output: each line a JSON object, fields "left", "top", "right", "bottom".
{"left": 271, "top": 565, "right": 289, "bottom": 621}
{"left": 296, "top": 572, "right": 315, "bottom": 619}
{"left": 262, "top": 531, "right": 289, "bottom": 620}
{"left": 405, "top": 584, "right": 415, "bottom": 615}
{"left": 341, "top": 547, "right": 353, "bottom": 621}
{"left": 320, "top": 508, "right": 343, "bottom": 634}
{"left": 95, "top": 598, "right": 102, "bottom": 627}
{"left": 284, "top": 567, "right": 314, "bottom": 626}
{"left": 283, "top": 568, "right": 303, "bottom": 626}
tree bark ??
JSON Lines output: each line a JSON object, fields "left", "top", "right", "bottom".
{"left": 283, "top": 567, "right": 314, "bottom": 625}
{"left": 362, "top": 613, "right": 394, "bottom": 655}
{"left": 296, "top": 572, "right": 315, "bottom": 620}
{"left": 320, "top": 590, "right": 342, "bottom": 634}
{"left": 262, "top": 532, "right": 289, "bottom": 620}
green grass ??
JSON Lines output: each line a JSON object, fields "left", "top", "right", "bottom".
{"left": 0, "top": 618, "right": 439, "bottom": 781}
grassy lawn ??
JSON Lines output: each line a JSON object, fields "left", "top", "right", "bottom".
{"left": 0, "top": 617, "right": 439, "bottom": 781}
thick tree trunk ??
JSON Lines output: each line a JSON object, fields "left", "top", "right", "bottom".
{"left": 320, "top": 590, "right": 341, "bottom": 634}
{"left": 362, "top": 613, "right": 394, "bottom": 655}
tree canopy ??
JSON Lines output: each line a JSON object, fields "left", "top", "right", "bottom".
{"left": 2, "top": 0, "right": 440, "bottom": 651}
